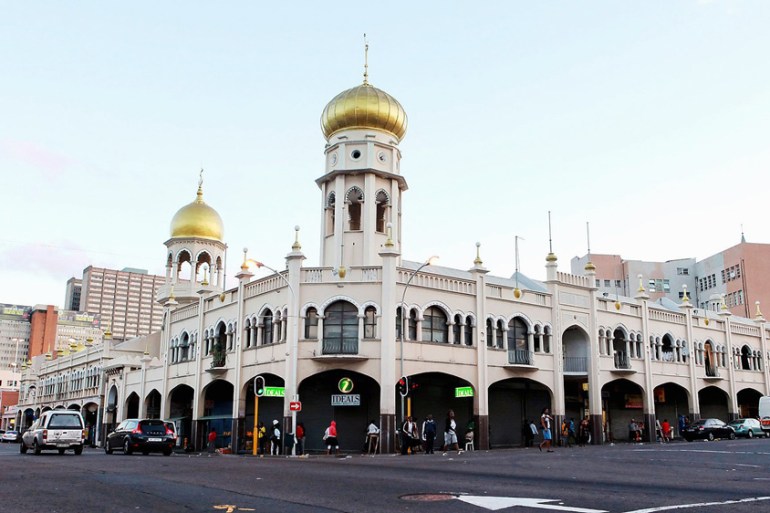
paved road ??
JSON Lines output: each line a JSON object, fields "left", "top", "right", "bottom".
{"left": 1, "top": 438, "right": 769, "bottom": 513}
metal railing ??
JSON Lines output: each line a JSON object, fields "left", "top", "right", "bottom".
{"left": 614, "top": 352, "right": 631, "bottom": 369}
{"left": 563, "top": 356, "right": 588, "bottom": 373}
{"left": 322, "top": 337, "right": 359, "bottom": 355}
{"left": 508, "top": 349, "right": 534, "bottom": 365}
{"left": 705, "top": 366, "right": 720, "bottom": 377}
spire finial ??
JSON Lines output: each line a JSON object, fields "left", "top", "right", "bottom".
{"left": 197, "top": 169, "right": 204, "bottom": 201}
{"left": 474, "top": 242, "right": 483, "bottom": 265}
{"left": 514, "top": 236, "right": 523, "bottom": 298}
{"left": 292, "top": 225, "right": 302, "bottom": 251}
{"left": 545, "top": 211, "right": 558, "bottom": 263}
{"left": 363, "top": 33, "right": 369, "bottom": 85}
{"left": 741, "top": 223, "right": 746, "bottom": 243}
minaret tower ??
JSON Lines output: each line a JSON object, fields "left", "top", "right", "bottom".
{"left": 317, "top": 41, "right": 408, "bottom": 272}
{"left": 157, "top": 171, "right": 227, "bottom": 304}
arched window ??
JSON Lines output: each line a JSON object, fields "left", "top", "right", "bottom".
{"left": 741, "top": 345, "right": 752, "bottom": 370}
{"left": 507, "top": 317, "right": 528, "bottom": 352}
{"left": 543, "top": 325, "right": 552, "bottom": 353}
{"left": 180, "top": 332, "right": 190, "bottom": 361}
{"left": 375, "top": 190, "right": 389, "bottom": 233}
{"left": 408, "top": 310, "right": 417, "bottom": 341}
{"left": 534, "top": 325, "right": 542, "bottom": 352}
{"left": 495, "top": 320, "right": 505, "bottom": 348}
{"left": 364, "top": 306, "right": 377, "bottom": 339}
{"left": 262, "top": 309, "right": 274, "bottom": 345}
{"left": 661, "top": 334, "right": 674, "bottom": 361}
{"left": 323, "top": 301, "right": 359, "bottom": 354}
{"left": 326, "top": 192, "right": 336, "bottom": 235}
{"left": 305, "top": 308, "right": 318, "bottom": 339}
{"left": 422, "top": 306, "right": 448, "bottom": 343}
{"left": 396, "top": 306, "right": 404, "bottom": 340}
{"left": 486, "top": 319, "right": 494, "bottom": 347}
{"left": 453, "top": 314, "right": 462, "bottom": 345}
{"left": 465, "top": 315, "right": 474, "bottom": 346}
{"left": 347, "top": 187, "right": 363, "bottom": 231}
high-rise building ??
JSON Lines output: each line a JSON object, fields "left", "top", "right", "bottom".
{"left": 571, "top": 240, "right": 770, "bottom": 317}
{"left": 64, "top": 277, "right": 82, "bottom": 311}
{"left": 0, "top": 304, "right": 31, "bottom": 370}
{"left": 79, "top": 266, "right": 165, "bottom": 342}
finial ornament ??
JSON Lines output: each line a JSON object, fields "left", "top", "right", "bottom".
{"left": 363, "top": 33, "right": 369, "bottom": 85}
{"left": 292, "top": 225, "right": 302, "bottom": 251}
{"left": 682, "top": 284, "right": 689, "bottom": 303}
{"left": 241, "top": 247, "right": 249, "bottom": 271}
{"left": 385, "top": 221, "right": 394, "bottom": 248}
{"left": 637, "top": 274, "right": 645, "bottom": 293}
{"left": 196, "top": 169, "right": 204, "bottom": 201}
{"left": 755, "top": 301, "right": 764, "bottom": 320}
{"left": 201, "top": 264, "right": 209, "bottom": 286}
{"left": 514, "top": 235, "right": 523, "bottom": 298}
{"left": 474, "top": 242, "right": 483, "bottom": 265}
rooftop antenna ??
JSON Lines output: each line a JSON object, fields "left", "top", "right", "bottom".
{"left": 363, "top": 33, "right": 369, "bottom": 85}
{"left": 586, "top": 222, "right": 591, "bottom": 259}
{"left": 548, "top": 211, "right": 553, "bottom": 254}
{"left": 741, "top": 223, "right": 746, "bottom": 243}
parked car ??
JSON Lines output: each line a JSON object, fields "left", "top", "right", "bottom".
{"left": 1, "top": 430, "right": 20, "bottom": 443}
{"left": 682, "top": 418, "right": 736, "bottom": 442}
{"left": 105, "top": 419, "right": 175, "bottom": 456}
{"left": 163, "top": 420, "right": 178, "bottom": 446}
{"left": 20, "top": 410, "right": 85, "bottom": 455}
{"left": 760, "top": 396, "right": 770, "bottom": 435}
{"left": 728, "top": 418, "right": 766, "bottom": 438}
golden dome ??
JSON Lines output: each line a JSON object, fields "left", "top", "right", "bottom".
{"left": 321, "top": 82, "right": 408, "bottom": 141}
{"left": 170, "top": 184, "right": 224, "bottom": 241}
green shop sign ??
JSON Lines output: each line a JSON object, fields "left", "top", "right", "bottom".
{"left": 455, "top": 386, "right": 474, "bottom": 398}
{"left": 263, "top": 386, "right": 285, "bottom": 397}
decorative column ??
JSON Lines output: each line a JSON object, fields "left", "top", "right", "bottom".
{"left": 719, "top": 300, "right": 738, "bottom": 420}
{"left": 231, "top": 250, "right": 254, "bottom": 453}
{"left": 680, "top": 285, "right": 698, "bottom": 422}
{"left": 755, "top": 303, "right": 770, "bottom": 394}
{"left": 470, "top": 243, "right": 490, "bottom": 450}
{"left": 378, "top": 226, "right": 399, "bottom": 453}
{"left": 635, "top": 275, "right": 656, "bottom": 442}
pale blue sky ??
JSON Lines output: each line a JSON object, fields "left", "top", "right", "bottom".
{"left": 2, "top": 1, "right": 769, "bottom": 308}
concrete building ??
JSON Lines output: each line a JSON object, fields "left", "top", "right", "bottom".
{"left": 0, "top": 304, "right": 32, "bottom": 370}
{"left": 572, "top": 240, "right": 770, "bottom": 317}
{"left": 64, "top": 277, "right": 82, "bottom": 311}
{"left": 16, "top": 68, "right": 770, "bottom": 453}
{"left": 80, "top": 266, "right": 165, "bottom": 342}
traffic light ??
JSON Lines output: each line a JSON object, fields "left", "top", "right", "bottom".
{"left": 254, "top": 376, "right": 265, "bottom": 397}
{"left": 397, "top": 376, "right": 409, "bottom": 397}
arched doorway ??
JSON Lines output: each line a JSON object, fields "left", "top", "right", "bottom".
{"left": 199, "top": 380, "right": 234, "bottom": 452}
{"left": 145, "top": 389, "right": 161, "bottom": 419}
{"left": 652, "top": 383, "right": 690, "bottom": 438}
{"left": 168, "top": 384, "right": 194, "bottom": 450}
{"left": 404, "top": 372, "right": 475, "bottom": 450}
{"left": 563, "top": 325, "right": 590, "bottom": 435}
{"left": 737, "top": 388, "right": 763, "bottom": 418}
{"left": 698, "top": 386, "right": 729, "bottom": 421}
{"left": 298, "top": 370, "right": 380, "bottom": 453}
{"left": 125, "top": 392, "right": 140, "bottom": 419}
{"left": 105, "top": 385, "right": 119, "bottom": 435}
{"left": 82, "top": 402, "right": 99, "bottom": 446}
{"left": 242, "top": 373, "right": 284, "bottom": 454}
{"left": 488, "top": 377, "right": 552, "bottom": 447}
{"left": 601, "top": 379, "right": 645, "bottom": 442}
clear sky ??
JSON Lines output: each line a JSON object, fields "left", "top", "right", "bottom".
{"left": 2, "top": 1, "right": 769, "bottom": 308}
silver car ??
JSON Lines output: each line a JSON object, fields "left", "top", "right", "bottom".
{"left": 21, "top": 411, "right": 85, "bottom": 455}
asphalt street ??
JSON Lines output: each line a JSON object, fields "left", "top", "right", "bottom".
{"left": 1, "top": 438, "right": 769, "bottom": 513}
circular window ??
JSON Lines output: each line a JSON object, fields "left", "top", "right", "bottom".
{"left": 377, "top": 151, "right": 386, "bottom": 162}
{"left": 330, "top": 153, "right": 338, "bottom": 166}
{"left": 351, "top": 149, "right": 362, "bottom": 159}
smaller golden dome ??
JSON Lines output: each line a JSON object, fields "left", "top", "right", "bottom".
{"left": 170, "top": 184, "right": 224, "bottom": 241}
{"left": 321, "top": 82, "right": 407, "bottom": 141}
{"left": 584, "top": 261, "right": 596, "bottom": 272}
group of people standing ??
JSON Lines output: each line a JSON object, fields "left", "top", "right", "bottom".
{"left": 522, "top": 409, "right": 591, "bottom": 451}
{"left": 400, "top": 409, "right": 470, "bottom": 455}
{"left": 255, "top": 420, "right": 307, "bottom": 456}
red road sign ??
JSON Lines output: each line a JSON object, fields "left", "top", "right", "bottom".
{"left": 289, "top": 401, "right": 302, "bottom": 412}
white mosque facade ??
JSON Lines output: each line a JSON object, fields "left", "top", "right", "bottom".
{"left": 15, "top": 74, "right": 770, "bottom": 453}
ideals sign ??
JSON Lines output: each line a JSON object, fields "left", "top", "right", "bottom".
{"left": 331, "top": 394, "right": 360, "bottom": 407}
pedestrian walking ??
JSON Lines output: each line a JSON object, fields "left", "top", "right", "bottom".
{"left": 422, "top": 414, "right": 436, "bottom": 454}
{"left": 579, "top": 416, "right": 590, "bottom": 446}
{"left": 207, "top": 428, "right": 217, "bottom": 455}
{"left": 323, "top": 420, "right": 339, "bottom": 455}
{"left": 443, "top": 410, "right": 462, "bottom": 455}
{"left": 661, "top": 418, "right": 671, "bottom": 443}
{"left": 257, "top": 421, "right": 267, "bottom": 455}
{"left": 539, "top": 407, "right": 554, "bottom": 452}
{"left": 401, "top": 416, "right": 418, "bottom": 455}
{"left": 270, "top": 420, "right": 282, "bottom": 455}
{"left": 296, "top": 422, "right": 305, "bottom": 455}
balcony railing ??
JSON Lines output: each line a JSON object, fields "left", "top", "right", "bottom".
{"left": 322, "top": 337, "right": 359, "bottom": 355}
{"left": 614, "top": 352, "right": 631, "bottom": 370}
{"left": 508, "top": 349, "right": 534, "bottom": 365}
{"left": 563, "top": 356, "right": 588, "bottom": 373}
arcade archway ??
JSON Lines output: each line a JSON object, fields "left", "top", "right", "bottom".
{"left": 653, "top": 383, "right": 690, "bottom": 438}
{"left": 242, "top": 373, "right": 284, "bottom": 454}
{"left": 698, "top": 386, "right": 729, "bottom": 421}
{"left": 489, "top": 378, "right": 552, "bottom": 447}
{"left": 737, "top": 388, "right": 763, "bottom": 418}
{"left": 199, "top": 380, "right": 234, "bottom": 451}
{"left": 601, "top": 379, "right": 645, "bottom": 442}
{"left": 168, "top": 384, "right": 194, "bottom": 449}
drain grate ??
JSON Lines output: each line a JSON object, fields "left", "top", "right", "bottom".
{"left": 400, "top": 493, "right": 457, "bottom": 502}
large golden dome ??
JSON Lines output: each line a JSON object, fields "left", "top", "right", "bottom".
{"left": 321, "top": 82, "right": 408, "bottom": 141}
{"left": 170, "top": 184, "right": 224, "bottom": 241}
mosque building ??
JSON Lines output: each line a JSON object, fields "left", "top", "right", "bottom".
{"left": 14, "top": 64, "right": 770, "bottom": 453}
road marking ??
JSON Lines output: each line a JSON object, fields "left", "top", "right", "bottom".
{"left": 456, "top": 496, "right": 607, "bottom": 512}
{"left": 634, "top": 448, "right": 770, "bottom": 455}
{"left": 622, "top": 496, "right": 770, "bottom": 513}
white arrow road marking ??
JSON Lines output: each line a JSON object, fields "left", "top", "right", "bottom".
{"left": 456, "top": 496, "right": 607, "bottom": 512}
{"left": 622, "top": 496, "right": 770, "bottom": 513}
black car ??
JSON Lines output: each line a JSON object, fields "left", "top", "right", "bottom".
{"left": 682, "top": 418, "right": 736, "bottom": 442}
{"left": 105, "top": 419, "right": 175, "bottom": 456}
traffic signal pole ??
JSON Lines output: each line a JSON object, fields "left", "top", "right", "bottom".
{"left": 253, "top": 376, "right": 265, "bottom": 456}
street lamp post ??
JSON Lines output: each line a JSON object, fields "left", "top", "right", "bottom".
{"left": 399, "top": 256, "right": 439, "bottom": 424}
{"left": 244, "top": 258, "right": 299, "bottom": 455}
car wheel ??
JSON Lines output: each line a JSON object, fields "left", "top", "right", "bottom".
{"left": 685, "top": 437, "right": 693, "bottom": 442}
{"left": 33, "top": 440, "right": 41, "bottom": 455}
{"left": 729, "top": 431, "right": 736, "bottom": 440}
{"left": 707, "top": 433, "right": 715, "bottom": 441}
{"left": 123, "top": 438, "right": 133, "bottom": 455}
{"left": 748, "top": 430, "right": 754, "bottom": 439}
{"left": 58, "top": 448, "right": 66, "bottom": 455}
{"left": 163, "top": 449, "right": 172, "bottom": 456}
{"left": 105, "top": 443, "right": 113, "bottom": 455}
{"left": 20, "top": 442, "right": 27, "bottom": 454}
{"left": 74, "top": 446, "right": 83, "bottom": 455}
